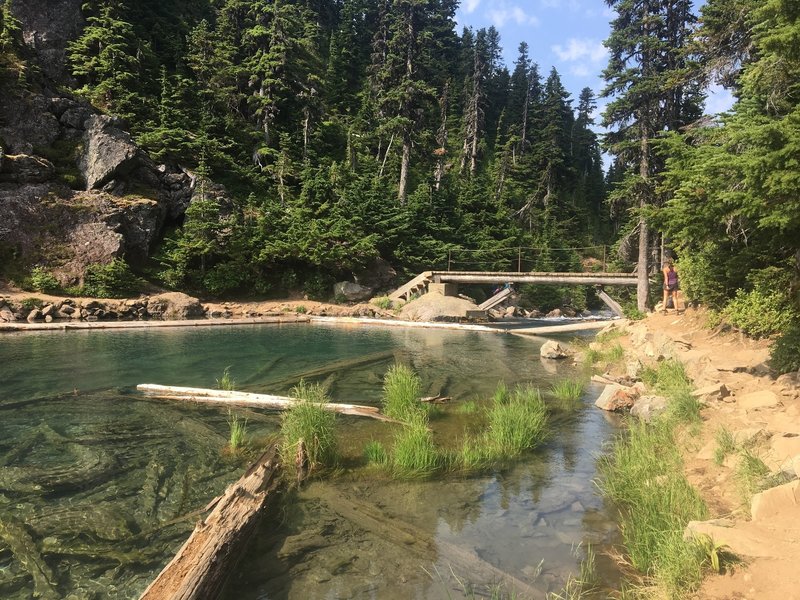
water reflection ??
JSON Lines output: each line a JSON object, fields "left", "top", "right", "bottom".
{"left": 0, "top": 323, "right": 621, "bottom": 599}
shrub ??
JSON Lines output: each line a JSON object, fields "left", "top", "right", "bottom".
{"left": 295, "top": 305, "right": 307, "bottom": 314}
{"left": 722, "top": 288, "right": 794, "bottom": 338}
{"left": 83, "top": 259, "right": 142, "bottom": 298}
{"left": 373, "top": 296, "right": 393, "bottom": 310}
{"left": 364, "top": 440, "right": 388, "bottom": 466}
{"left": 27, "top": 267, "right": 61, "bottom": 293}
{"left": 771, "top": 324, "right": 800, "bottom": 374}
{"left": 281, "top": 381, "right": 337, "bottom": 473}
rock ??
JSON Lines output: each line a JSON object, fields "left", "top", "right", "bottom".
{"left": 353, "top": 257, "right": 397, "bottom": 291}
{"left": 631, "top": 395, "right": 668, "bottom": 422}
{"left": 0, "top": 305, "right": 16, "bottom": 322}
{"left": 545, "top": 308, "right": 562, "bottom": 318}
{"left": 333, "top": 281, "right": 373, "bottom": 303}
{"left": 561, "top": 307, "right": 577, "bottom": 317}
{"left": 626, "top": 358, "right": 643, "bottom": 379}
{"left": 733, "top": 428, "right": 770, "bottom": 447}
{"left": 684, "top": 519, "right": 788, "bottom": 559}
{"left": 751, "top": 480, "right": 800, "bottom": 522}
{"left": 588, "top": 342, "right": 602, "bottom": 352}
{"left": 44, "top": 315, "right": 53, "bottom": 323}
{"left": 146, "top": 292, "right": 204, "bottom": 320}
{"left": 0, "top": 154, "right": 56, "bottom": 183}
{"left": 26, "top": 309, "right": 42, "bottom": 322}
{"left": 79, "top": 115, "right": 150, "bottom": 190}
{"left": 692, "top": 382, "right": 731, "bottom": 403}
{"left": 503, "top": 305, "right": 517, "bottom": 318}
{"left": 594, "top": 384, "right": 639, "bottom": 412}
{"left": 738, "top": 390, "right": 781, "bottom": 411}
{"left": 770, "top": 435, "right": 800, "bottom": 471}
{"left": 60, "top": 106, "right": 91, "bottom": 130}
{"left": 540, "top": 340, "right": 570, "bottom": 360}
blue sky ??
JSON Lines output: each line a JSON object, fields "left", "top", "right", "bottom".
{"left": 456, "top": 0, "right": 735, "bottom": 120}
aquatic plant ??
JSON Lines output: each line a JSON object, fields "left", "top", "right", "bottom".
{"left": 281, "top": 381, "right": 337, "bottom": 472}
{"left": 382, "top": 364, "right": 426, "bottom": 423}
{"left": 457, "top": 436, "right": 490, "bottom": 472}
{"left": 216, "top": 366, "right": 236, "bottom": 391}
{"left": 598, "top": 419, "right": 708, "bottom": 596}
{"left": 391, "top": 420, "right": 441, "bottom": 478}
{"left": 363, "top": 440, "right": 388, "bottom": 466}
{"left": 455, "top": 400, "right": 478, "bottom": 415}
{"left": 549, "top": 378, "right": 586, "bottom": 406}
{"left": 548, "top": 543, "right": 598, "bottom": 600}
{"left": 483, "top": 384, "right": 548, "bottom": 458}
{"left": 227, "top": 410, "right": 248, "bottom": 450}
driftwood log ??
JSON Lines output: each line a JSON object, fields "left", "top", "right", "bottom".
{"left": 136, "top": 384, "right": 398, "bottom": 422}
{"left": 138, "top": 446, "right": 282, "bottom": 600}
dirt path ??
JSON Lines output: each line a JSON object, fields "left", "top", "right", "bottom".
{"left": 623, "top": 310, "right": 800, "bottom": 599}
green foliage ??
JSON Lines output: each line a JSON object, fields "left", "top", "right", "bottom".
{"left": 713, "top": 427, "right": 737, "bottom": 466}
{"left": 548, "top": 378, "right": 586, "bottom": 407}
{"left": 281, "top": 381, "right": 337, "bottom": 472}
{"left": 644, "top": 359, "right": 700, "bottom": 424}
{"left": 82, "top": 259, "right": 142, "bottom": 298}
{"left": 26, "top": 267, "right": 61, "bottom": 294}
{"left": 19, "top": 297, "right": 44, "bottom": 311}
{"left": 382, "top": 364, "right": 427, "bottom": 423}
{"left": 216, "top": 366, "right": 235, "bottom": 391}
{"left": 363, "top": 440, "right": 388, "bottom": 466}
{"left": 455, "top": 400, "right": 478, "bottom": 415}
{"left": 735, "top": 448, "right": 771, "bottom": 503}
{"left": 599, "top": 420, "right": 709, "bottom": 595}
{"left": 391, "top": 420, "right": 441, "bottom": 479}
{"left": 722, "top": 287, "right": 794, "bottom": 338}
{"left": 226, "top": 410, "right": 248, "bottom": 451}
{"left": 373, "top": 296, "right": 393, "bottom": 311}
{"left": 294, "top": 305, "right": 307, "bottom": 315}
{"left": 770, "top": 324, "right": 800, "bottom": 374}
{"left": 483, "top": 384, "right": 548, "bottom": 458}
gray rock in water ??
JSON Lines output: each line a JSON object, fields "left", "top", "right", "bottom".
{"left": 334, "top": 281, "right": 373, "bottom": 303}
{"left": 540, "top": 339, "right": 570, "bottom": 359}
{"left": 594, "top": 384, "right": 638, "bottom": 412}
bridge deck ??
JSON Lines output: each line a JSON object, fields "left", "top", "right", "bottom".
{"left": 431, "top": 271, "right": 638, "bottom": 286}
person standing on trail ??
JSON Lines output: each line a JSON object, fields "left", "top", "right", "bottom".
{"left": 662, "top": 259, "right": 680, "bottom": 314}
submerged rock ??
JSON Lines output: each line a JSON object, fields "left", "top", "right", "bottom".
{"left": 540, "top": 340, "right": 570, "bottom": 360}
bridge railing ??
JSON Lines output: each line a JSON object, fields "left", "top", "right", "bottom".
{"left": 443, "top": 245, "right": 611, "bottom": 273}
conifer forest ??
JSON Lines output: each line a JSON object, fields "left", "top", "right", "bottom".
{"left": 1, "top": 0, "right": 798, "bottom": 360}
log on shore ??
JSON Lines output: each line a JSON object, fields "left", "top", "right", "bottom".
{"left": 511, "top": 319, "right": 626, "bottom": 336}
{"left": 139, "top": 446, "right": 282, "bottom": 600}
{"left": 136, "top": 384, "right": 398, "bottom": 422}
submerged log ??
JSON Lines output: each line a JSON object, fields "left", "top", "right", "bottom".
{"left": 313, "top": 484, "right": 545, "bottom": 598}
{"left": 137, "top": 384, "right": 398, "bottom": 422}
{"left": 139, "top": 446, "right": 282, "bottom": 600}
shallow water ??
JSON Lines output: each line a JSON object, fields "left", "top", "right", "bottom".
{"left": 0, "top": 323, "right": 621, "bottom": 598}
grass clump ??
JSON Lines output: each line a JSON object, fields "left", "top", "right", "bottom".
{"left": 455, "top": 399, "right": 478, "bottom": 415}
{"left": 382, "top": 363, "right": 427, "bottom": 423}
{"left": 216, "top": 366, "right": 236, "bottom": 391}
{"left": 363, "top": 440, "right": 388, "bottom": 466}
{"left": 713, "top": 427, "right": 737, "bottom": 466}
{"left": 281, "top": 381, "right": 337, "bottom": 473}
{"left": 549, "top": 378, "right": 586, "bottom": 408}
{"left": 295, "top": 304, "right": 307, "bottom": 314}
{"left": 735, "top": 448, "right": 771, "bottom": 502}
{"left": 642, "top": 359, "right": 701, "bottom": 425}
{"left": 599, "top": 419, "right": 709, "bottom": 595}
{"left": 226, "top": 410, "right": 248, "bottom": 451}
{"left": 391, "top": 419, "right": 441, "bottom": 478}
{"left": 372, "top": 296, "right": 393, "bottom": 310}
{"left": 484, "top": 384, "right": 548, "bottom": 459}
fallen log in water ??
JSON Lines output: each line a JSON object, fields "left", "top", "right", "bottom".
{"left": 139, "top": 446, "right": 282, "bottom": 600}
{"left": 313, "top": 484, "right": 546, "bottom": 598}
{"left": 136, "top": 384, "right": 398, "bottom": 422}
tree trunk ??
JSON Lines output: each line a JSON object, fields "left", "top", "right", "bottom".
{"left": 637, "top": 127, "right": 650, "bottom": 312}
{"left": 139, "top": 447, "right": 281, "bottom": 600}
{"left": 398, "top": 133, "right": 410, "bottom": 204}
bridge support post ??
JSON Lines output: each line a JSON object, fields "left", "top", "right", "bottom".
{"left": 429, "top": 283, "right": 458, "bottom": 297}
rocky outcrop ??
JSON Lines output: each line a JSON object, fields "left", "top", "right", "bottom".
{"left": 0, "top": 294, "right": 205, "bottom": 322}
{"left": 0, "top": 154, "right": 56, "bottom": 184}
{"left": 79, "top": 115, "right": 149, "bottom": 191}
{"left": 146, "top": 293, "right": 205, "bottom": 320}
{"left": 334, "top": 281, "right": 373, "bottom": 303}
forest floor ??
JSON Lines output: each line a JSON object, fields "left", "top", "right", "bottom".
{"left": 623, "top": 309, "right": 800, "bottom": 600}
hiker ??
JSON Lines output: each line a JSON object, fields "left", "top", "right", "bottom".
{"left": 662, "top": 259, "right": 680, "bottom": 313}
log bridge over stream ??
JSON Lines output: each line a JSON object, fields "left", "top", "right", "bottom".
{"left": 389, "top": 270, "right": 638, "bottom": 317}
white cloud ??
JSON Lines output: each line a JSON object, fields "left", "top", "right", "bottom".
{"left": 570, "top": 65, "right": 590, "bottom": 77}
{"left": 540, "top": 0, "right": 581, "bottom": 9}
{"left": 464, "top": 0, "right": 481, "bottom": 14}
{"left": 488, "top": 2, "right": 541, "bottom": 28}
{"left": 552, "top": 38, "right": 608, "bottom": 63}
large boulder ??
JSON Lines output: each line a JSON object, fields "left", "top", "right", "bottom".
{"left": 540, "top": 340, "right": 571, "bottom": 360}
{"left": 353, "top": 257, "right": 397, "bottom": 291}
{"left": 0, "top": 154, "right": 56, "bottom": 184}
{"left": 594, "top": 384, "right": 639, "bottom": 412}
{"left": 146, "top": 293, "right": 204, "bottom": 320}
{"left": 398, "top": 293, "right": 480, "bottom": 322}
{"left": 334, "top": 281, "right": 373, "bottom": 303}
{"left": 631, "top": 395, "right": 668, "bottom": 422}
{"left": 79, "top": 115, "right": 151, "bottom": 190}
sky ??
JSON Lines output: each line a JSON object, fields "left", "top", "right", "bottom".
{"left": 455, "top": 0, "right": 735, "bottom": 122}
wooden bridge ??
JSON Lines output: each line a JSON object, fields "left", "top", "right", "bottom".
{"left": 389, "top": 270, "right": 638, "bottom": 317}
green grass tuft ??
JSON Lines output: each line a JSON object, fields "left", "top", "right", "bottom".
{"left": 391, "top": 420, "right": 441, "bottom": 478}
{"left": 216, "top": 366, "right": 236, "bottom": 391}
{"left": 281, "top": 381, "right": 337, "bottom": 473}
{"left": 735, "top": 448, "right": 770, "bottom": 503}
{"left": 549, "top": 378, "right": 586, "bottom": 407}
{"left": 382, "top": 364, "right": 427, "bottom": 423}
{"left": 226, "top": 409, "right": 248, "bottom": 450}
{"left": 373, "top": 296, "right": 393, "bottom": 310}
{"left": 455, "top": 400, "right": 479, "bottom": 415}
{"left": 483, "top": 384, "right": 549, "bottom": 458}
{"left": 713, "top": 427, "right": 737, "bottom": 466}
{"left": 363, "top": 440, "right": 388, "bottom": 466}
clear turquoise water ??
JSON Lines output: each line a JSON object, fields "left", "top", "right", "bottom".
{"left": 0, "top": 323, "right": 621, "bottom": 599}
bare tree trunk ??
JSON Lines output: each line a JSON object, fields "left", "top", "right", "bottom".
{"left": 434, "top": 83, "right": 450, "bottom": 191}
{"left": 637, "top": 127, "right": 650, "bottom": 313}
{"left": 398, "top": 133, "right": 410, "bottom": 204}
